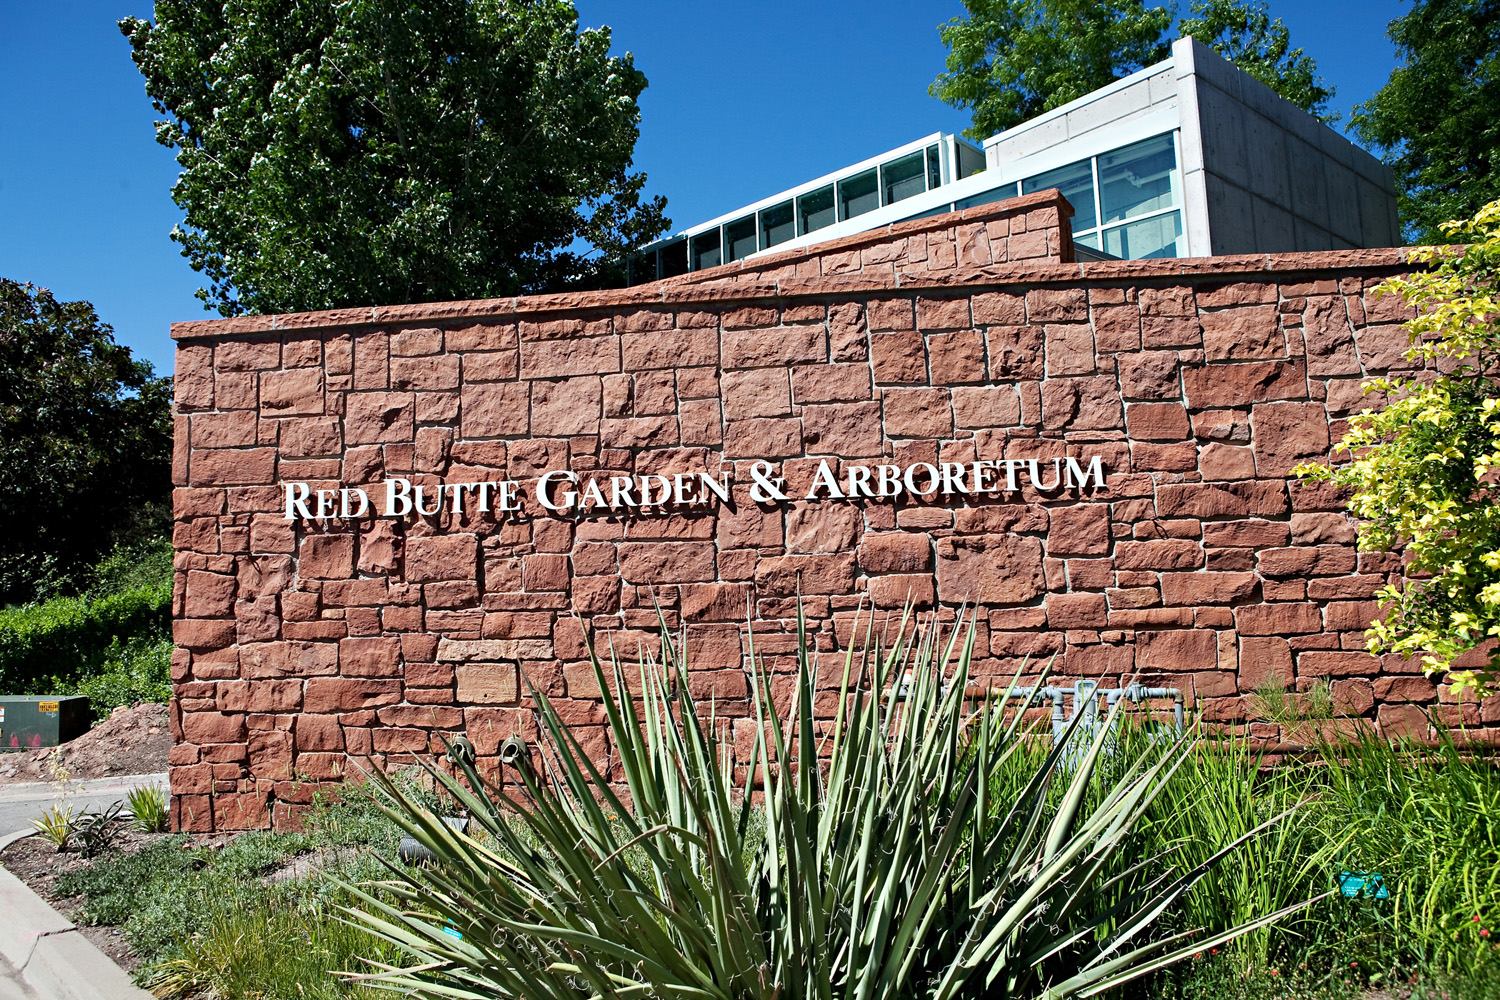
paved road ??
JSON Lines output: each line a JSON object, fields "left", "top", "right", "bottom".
{"left": 0, "top": 774, "right": 167, "bottom": 836}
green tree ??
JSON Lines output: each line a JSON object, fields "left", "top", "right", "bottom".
{"left": 1178, "top": 0, "right": 1335, "bottom": 121}
{"left": 932, "top": 0, "right": 1174, "bottom": 139}
{"left": 932, "top": 0, "right": 1334, "bottom": 139}
{"left": 1295, "top": 200, "right": 1500, "bottom": 697}
{"left": 1351, "top": 0, "right": 1500, "bottom": 245}
{"left": 0, "top": 281, "right": 172, "bottom": 604}
{"left": 119, "top": 0, "right": 669, "bottom": 317}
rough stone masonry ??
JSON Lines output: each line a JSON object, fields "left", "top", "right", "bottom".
{"left": 168, "top": 189, "right": 1499, "bottom": 831}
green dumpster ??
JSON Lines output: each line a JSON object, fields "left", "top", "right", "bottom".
{"left": 0, "top": 696, "right": 91, "bottom": 750}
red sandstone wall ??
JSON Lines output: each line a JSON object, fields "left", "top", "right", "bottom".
{"left": 169, "top": 193, "right": 1495, "bottom": 832}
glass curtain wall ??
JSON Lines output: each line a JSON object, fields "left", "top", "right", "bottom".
{"left": 1020, "top": 133, "right": 1183, "bottom": 258}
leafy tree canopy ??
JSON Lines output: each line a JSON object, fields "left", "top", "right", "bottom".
{"left": 1296, "top": 200, "right": 1500, "bottom": 697}
{"left": 1178, "top": 0, "right": 1335, "bottom": 120}
{"left": 1351, "top": 0, "right": 1500, "bottom": 244}
{"left": 933, "top": 0, "right": 1334, "bottom": 140}
{"left": 119, "top": 0, "right": 669, "bottom": 317}
{"left": 0, "top": 281, "right": 172, "bottom": 604}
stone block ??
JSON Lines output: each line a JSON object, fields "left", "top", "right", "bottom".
{"left": 1160, "top": 572, "right": 1259, "bottom": 605}
{"left": 1236, "top": 603, "right": 1321, "bottom": 635}
{"left": 858, "top": 532, "right": 931, "bottom": 573}
{"left": 618, "top": 542, "right": 716, "bottom": 584}
{"left": 724, "top": 417, "right": 801, "bottom": 459}
{"left": 802, "top": 402, "right": 883, "bottom": 457}
{"left": 345, "top": 392, "right": 414, "bottom": 444}
{"left": 927, "top": 330, "right": 987, "bottom": 384}
{"left": 530, "top": 377, "right": 602, "bottom": 435}
{"left": 303, "top": 678, "right": 402, "bottom": 713}
{"left": 519, "top": 336, "right": 620, "bottom": 378}
{"left": 1239, "top": 637, "right": 1294, "bottom": 690}
{"left": 1136, "top": 629, "right": 1218, "bottom": 673}
{"left": 405, "top": 534, "right": 479, "bottom": 583}
{"left": 867, "top": 574, "right": 936, "bottom": 608}
{"left": 456, "top": 663, "right": 520, "bottom": 704}
{"left": 722, "top": 368, "right": 792, "bottom": 419}
{"left": 1253, "top": 402, "right": 1329, "bottom": 476}
{"left": 792, "top": 364, "right": 872, "bottom": 403}
{"left": 1047, "top": 504, "right": 1110, "bottom": 556}
{"left": 1125, "top": 403, "right": 1190, "bottom": 440}
{"left": 952, "top": 386, "right": 1021, "bottom": 429}
{"left": 338, "top": 636, "right": 402, "bottom": 677}
{"left": 884, "top": 388, "right": 953, "bottom": 438}
{"left": 934, "top": 535, "right": 1046, "bottom": 604}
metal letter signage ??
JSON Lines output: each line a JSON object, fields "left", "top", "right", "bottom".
{"left": 281, "top": 456, "right": 1107, "bottom": 522}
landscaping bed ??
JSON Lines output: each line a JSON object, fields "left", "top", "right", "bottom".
{"left": 0, "top": 779, "right": 431, "bottom": 998}
{"left": 4, "top": 826, "right": 166, "bottom": 971}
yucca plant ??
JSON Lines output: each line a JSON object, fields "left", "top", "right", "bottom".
{"left": 344, "top": 608, "right": 1321, "bottom": 999}
{"left": 126, "top": 783, "right": 170, "bottom": 833}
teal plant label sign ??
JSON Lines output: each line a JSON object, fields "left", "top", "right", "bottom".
{"left": 1336, "top": 870, "right": 1389, "bottom": 899}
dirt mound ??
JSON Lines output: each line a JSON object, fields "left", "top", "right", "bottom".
{"left": 0, "top": 703, "right": 170, "bottom": 784}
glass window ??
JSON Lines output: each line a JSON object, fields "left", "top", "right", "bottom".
{"left": 900, "top": 204, "right": 956, "bottom": 223}
{"left": 1022, "top": 159, "right": 1096, "bottom": 231}
{"left": 691, "top": 230, "right": 721, "bottom": 271}
{"left": 955, "top": 184, "right": 1021, "bottom": 211}
{"left": 957, "top": 143, "right": 986, "bottom": 179}
{"left": 882, "top": 152, "right": 927, "bottom": 205}
{"left": 1098, "top": 133, "right": 1176, "bottom": 223}
{"left": 626, "top": 252, "right": 654, "bottom": 285}
{"left": 838, "top": 169, "right": 879, "bottom": 221}
{"left": 760, "top": 200, "right": 795, "bottom": 249}
{"left": 725, "top": 216, "right": 758, "bottom": 262}
{"left": 659, "top": 239, "right": 688, "bottom": 278}
{"left": 798, "top": 185, "right": 836, "bottom": 235}
{"left": 1101, "top": 211, "right": 1182, "bottom": 259}
{"left": 926, "top": 144, "right": 941, "bottom": 190}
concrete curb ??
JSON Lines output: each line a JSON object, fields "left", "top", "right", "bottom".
{"left": 0, "top": 830, "right": 153, "bottom": 999}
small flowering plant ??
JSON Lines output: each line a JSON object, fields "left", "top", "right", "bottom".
{"left": 1447, "top": 911, "right": 1500, "bottom": 958}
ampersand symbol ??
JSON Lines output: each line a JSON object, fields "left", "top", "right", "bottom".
{"left": 748, "top": 460, "right": 789, "bottom": 503}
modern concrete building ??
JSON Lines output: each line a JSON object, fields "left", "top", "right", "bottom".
{"left": 629, "top": 36, "right": 1398, "bottom": 281}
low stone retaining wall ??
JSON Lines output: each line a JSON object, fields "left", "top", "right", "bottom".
{"left": 168, "top": 191, "right": 1494, "bottom": 831}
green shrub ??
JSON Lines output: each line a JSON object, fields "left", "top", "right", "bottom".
{"left": 348, "top": 611, "right": 1316, "bottom": 1000}
{"left": 0, "top": 581, "right": 170, "bottom": 695}
{"left": 1126, "top": 728, "right": 1343, "bottom": 972}
{"left": 148, "top": 898, "right": 396, "bottom": 1000}
{"left": 1122, "top": 705, "right": 1500, "bottom": 989}
{"left": 0, "top": 536, "right": 172, "bottom": 713}
{"left": 85, "top": 536, "right": 173, "bottom": 600}
{"left": 73, "top": 634, "right": 172, "bottom": 714}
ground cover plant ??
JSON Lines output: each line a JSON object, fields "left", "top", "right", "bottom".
{"left": 346, "top": 610, "right": 1318, "bottom": 1000}
{"left": 49, "top": 775, "right": 445, "bottom": 998}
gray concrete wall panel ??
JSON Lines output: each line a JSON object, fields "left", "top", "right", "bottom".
{"left": 1194, "top": 84, "right": 1252, "bottom": 191}
{"left": 1288, "top": 137, "right": 1332, "bottom": 233}
{"left": 1204, "top": 174, "right": 1257, "bottom": 255}
{"left": 1323, "top": 161, "right": 1364, "bottom": 245}
{"left": 1174, "top": 37, "right": 1398, "bottom": 253}
{"left": 1251, "top": 193, "right": 1297, "bottom": 252}
{"left": 1243, "top": 109, "right": 1292, "bottom": 208}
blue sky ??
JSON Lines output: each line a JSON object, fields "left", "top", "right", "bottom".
{"left": 0, "top": 1, "right": 1406, "bottom": 378}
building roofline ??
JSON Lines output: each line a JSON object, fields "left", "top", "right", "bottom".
{"left": 171, "top": 192, "right": 1411, "bottom": 342}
